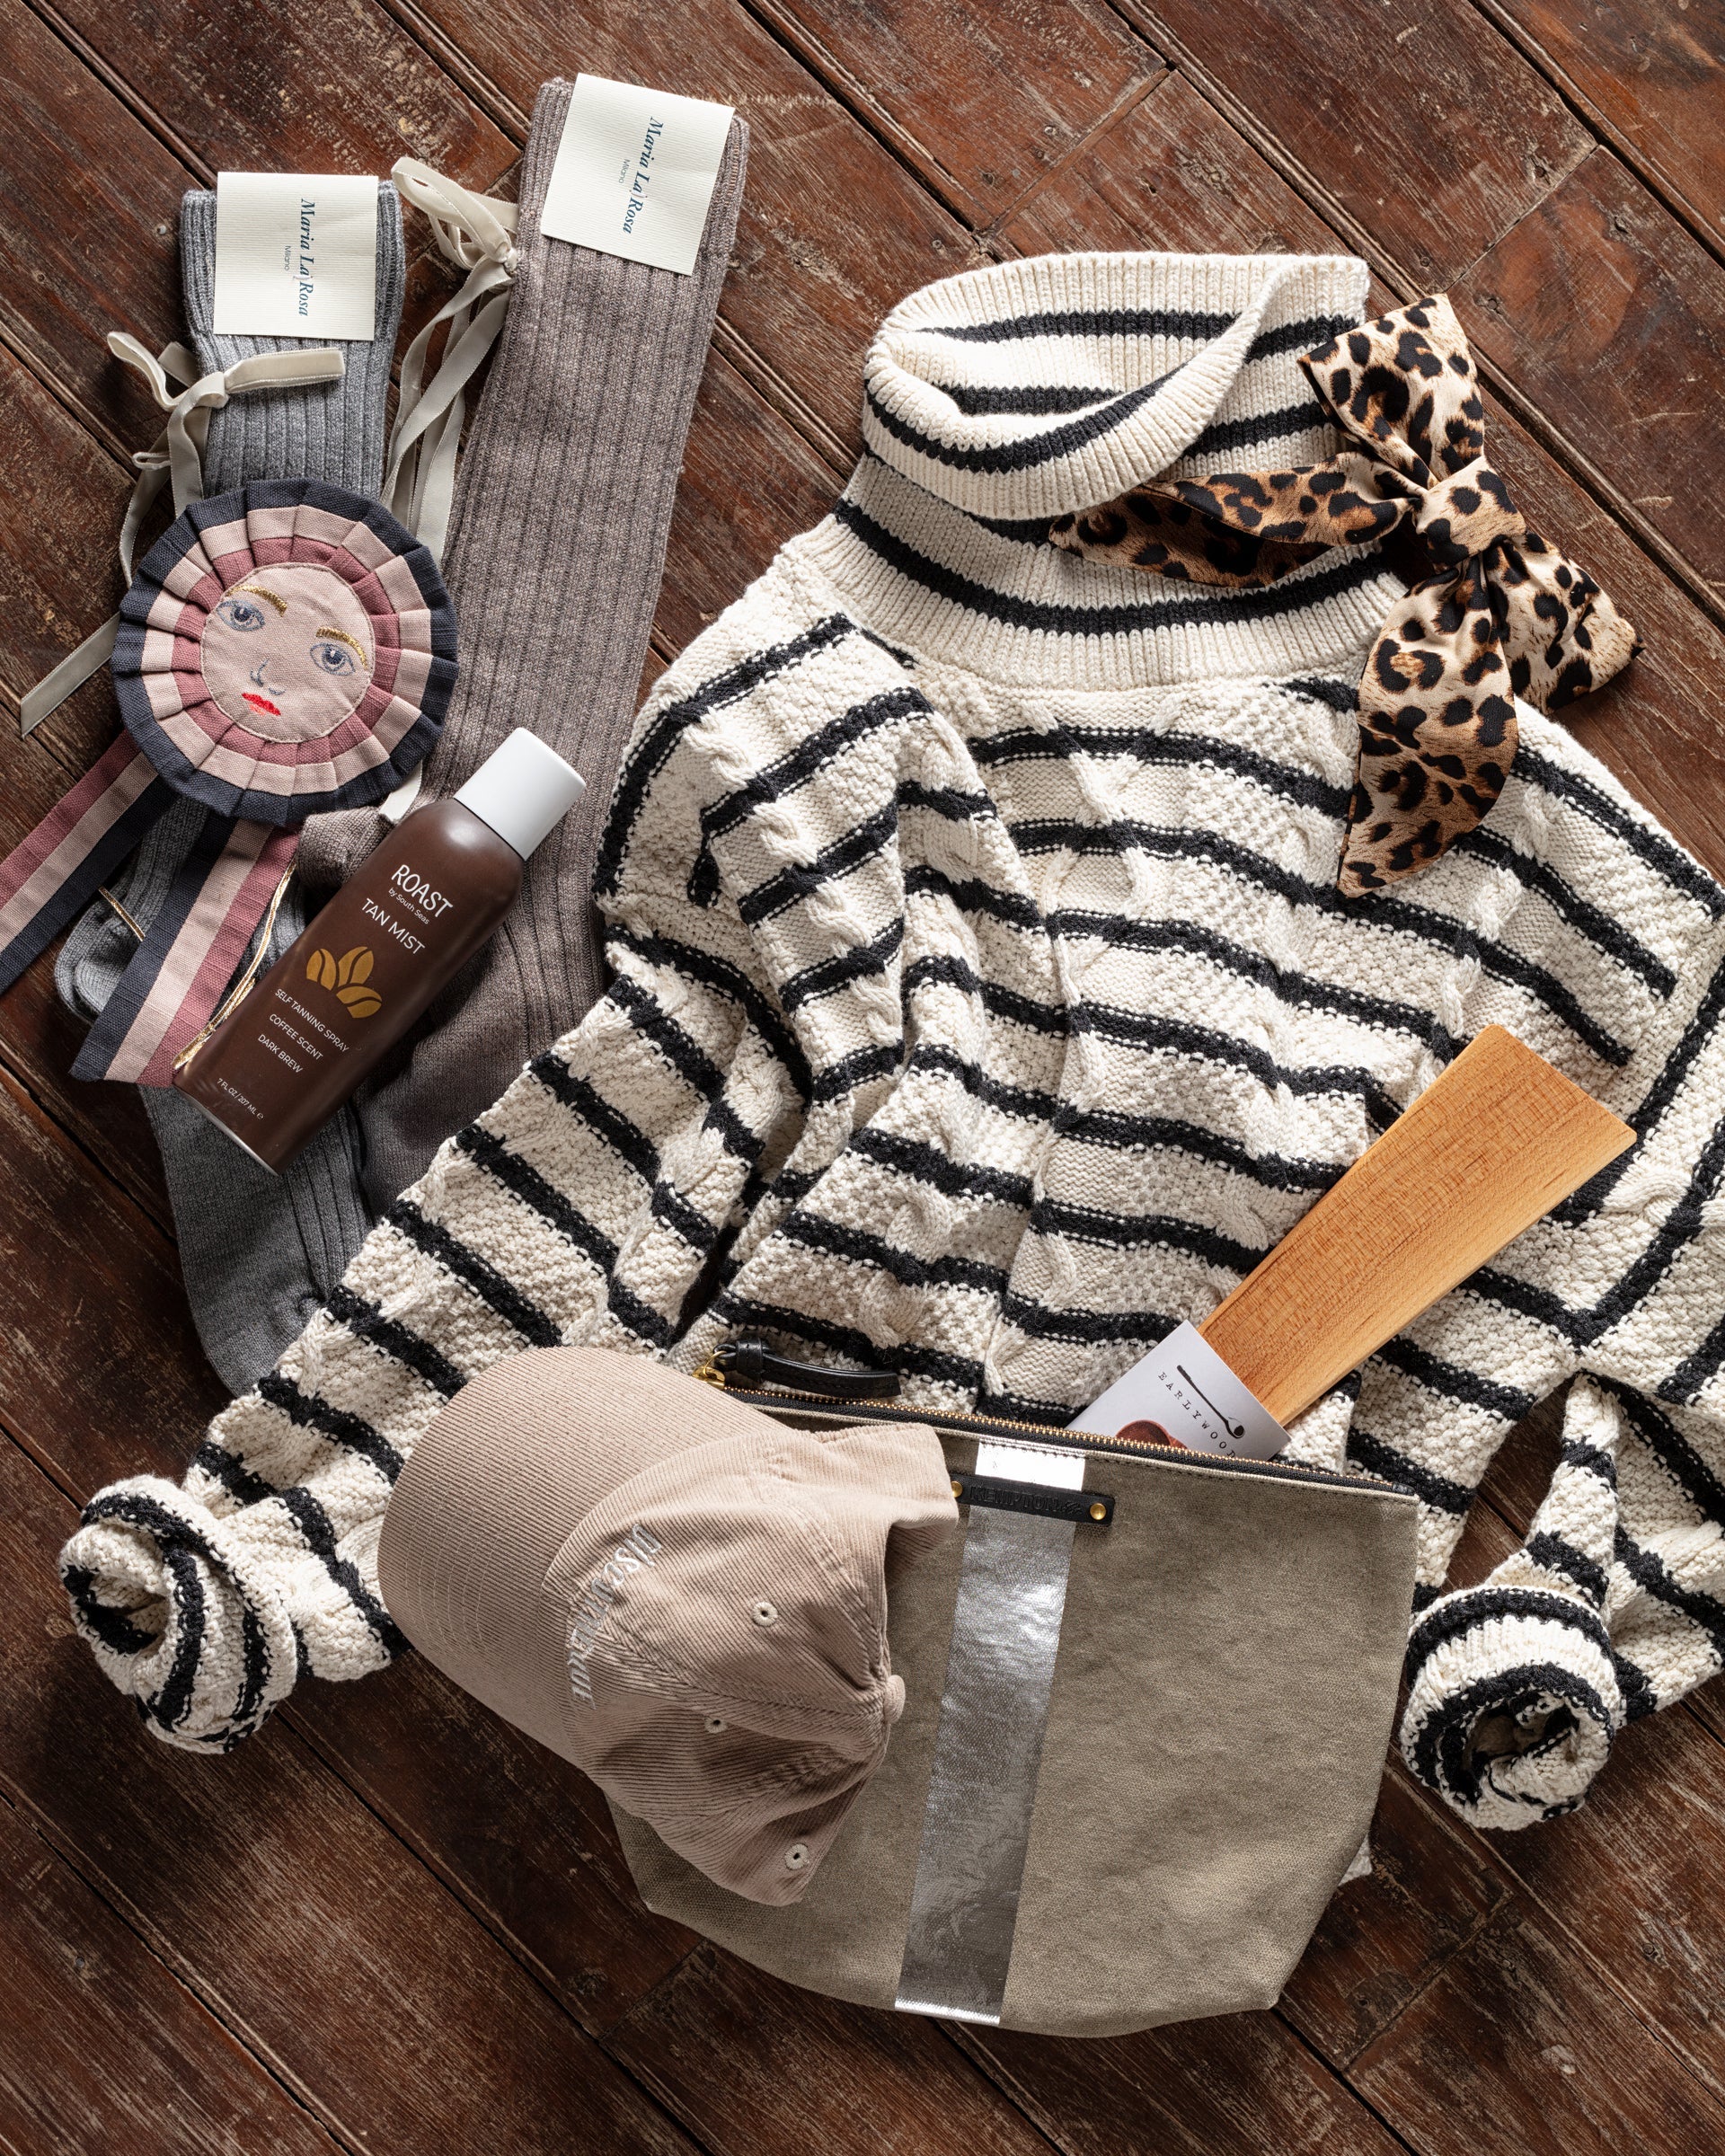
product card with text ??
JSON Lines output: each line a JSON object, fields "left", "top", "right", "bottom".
{"left": 1067, "top": 1322, "right": 1290, "bottom": 1460}
{"left": 214, "top": 172, "right": 379, "bottom": 340}
{"left": 540, "top": 75, "right": 734, "bottom": 275}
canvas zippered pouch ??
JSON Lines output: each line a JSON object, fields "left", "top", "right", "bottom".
{"left": 610, "top": 1362, "right": 1419, "bottom": 2038}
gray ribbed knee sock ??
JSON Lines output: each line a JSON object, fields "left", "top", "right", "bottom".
{"left": 298, "top": 80, "right": 748, "bottom": 1211}
{"left": 56, "top": 181, "right": 403, "bottom": 1392}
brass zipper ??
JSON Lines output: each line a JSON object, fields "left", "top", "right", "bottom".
{"left": 693, "top": 1344, "right": 1373, "bottom": 1491}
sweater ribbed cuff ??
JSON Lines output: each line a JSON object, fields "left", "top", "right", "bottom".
{"left": 58, "top": 1477, "right": 303, "bottom": 1753}
{"left": 1398, "top": 1583, "right": 1623, "bottom": 1828}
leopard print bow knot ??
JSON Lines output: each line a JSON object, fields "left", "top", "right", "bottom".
{"left": 1051, "top": 295, "right": 1639, "bottom": 897}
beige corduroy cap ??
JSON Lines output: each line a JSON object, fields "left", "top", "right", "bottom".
{"left": 376, "top": 1346, "right": 957, "bottom": 1904}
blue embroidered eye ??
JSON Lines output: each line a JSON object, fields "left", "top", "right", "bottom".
{"left": 216, "top": 596, "right": 267, "bottom": 632}
{"left": 310, "top": 639, "right": 359, "bottom": 678}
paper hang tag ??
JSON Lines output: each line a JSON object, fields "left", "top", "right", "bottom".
{"left": 540, "top": 74, "right": 734, "bottom": 275}
{"left": 1067, "top": 1321, "right": 1291, "bottom": 1461}
{"left": 214, "top": 172, "right": 379, "bottom": 340}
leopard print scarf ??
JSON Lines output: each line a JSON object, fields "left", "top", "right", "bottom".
{"left": 1049, "top": 295, "right": 1639, "bottom": 897}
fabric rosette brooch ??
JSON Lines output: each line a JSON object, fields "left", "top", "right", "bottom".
{"left": 1051, "top": 295, "right": 1640, "bottom": 897}
{"left": 0, "top": 476, "right": 455, "bottom": 1086}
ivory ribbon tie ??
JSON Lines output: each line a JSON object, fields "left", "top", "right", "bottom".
{"left": 22, "top": 336, "right": 347, "bottom": 737}
{"left": 1051, "top": 295, "right": 1640, "bottom": 896}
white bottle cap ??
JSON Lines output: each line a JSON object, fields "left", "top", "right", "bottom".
{"left": 452, "top": 729, "right": 585, "bottom": 858}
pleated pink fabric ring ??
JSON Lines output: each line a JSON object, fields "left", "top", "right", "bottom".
{"left": 0, "top": 479, "right": 456, "bottom": 1085}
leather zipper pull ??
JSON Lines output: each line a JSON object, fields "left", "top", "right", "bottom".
{"left": 710, "top": 1337, "right": 900, "bottom": 1401}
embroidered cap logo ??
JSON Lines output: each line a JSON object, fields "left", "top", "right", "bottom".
{"left": 566, "top": 1524, "right": 664, "bottom": 1707}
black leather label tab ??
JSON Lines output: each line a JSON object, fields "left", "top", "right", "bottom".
{"left": 951, "top": 1472, "right": 1113, "bottom": 1524}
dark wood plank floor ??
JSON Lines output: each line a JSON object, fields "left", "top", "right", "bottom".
{"left": 4, "top": 4, "right": 1724, "bottom": 2150}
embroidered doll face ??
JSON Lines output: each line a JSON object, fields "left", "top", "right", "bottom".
{"left": 199, "top": 561, "right": 376, "bottom": 743}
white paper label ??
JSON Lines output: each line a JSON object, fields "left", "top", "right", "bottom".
{"left": 539, "top": 74, "right": 734, "bottom": 276}
{"left": 1067, "top": 1321, "right": 1290, "bottom": 1461}
{"left": 213, "top": 172, "right": 378, "bottom": 340}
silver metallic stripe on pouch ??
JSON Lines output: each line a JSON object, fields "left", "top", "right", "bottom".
{"left": 894, "top": 1441, "right": 1084, "bottom": 2024}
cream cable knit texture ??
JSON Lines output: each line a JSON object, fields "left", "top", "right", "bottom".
{"left": 61, "top": 253, "right": 1725, "bottom": 1835}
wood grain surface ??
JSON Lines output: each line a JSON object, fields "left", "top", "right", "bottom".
{"left": 1201, "top": 1028, "right": 1635, "bottom": 1423}
{"left": 4, "top": 4, "right": 1725, "bottom": 2152}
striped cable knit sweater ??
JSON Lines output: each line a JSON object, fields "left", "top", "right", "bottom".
{"left": 63, "top": 252, "right": 1725, "bottom": 1833}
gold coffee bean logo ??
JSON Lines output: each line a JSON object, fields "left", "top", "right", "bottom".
{"left": 306, "top": 946, "right": 382, "bottom": 1018}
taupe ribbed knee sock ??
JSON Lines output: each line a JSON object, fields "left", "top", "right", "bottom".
{"left": 298, "top": 80, "right": 748, "bottom": 1210}
{"left": 55, "top": 182, "right": 403, "bottom": 1392}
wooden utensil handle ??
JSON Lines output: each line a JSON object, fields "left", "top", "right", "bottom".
{"left": 1199, "top": 1027, "right": 1634, "bottom": 1426}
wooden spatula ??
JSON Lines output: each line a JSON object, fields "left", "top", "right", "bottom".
{"left": 1199, "top": 1026, "right": 1634, "bottom": 1426}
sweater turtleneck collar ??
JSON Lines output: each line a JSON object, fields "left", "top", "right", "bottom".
{"left": 797, "top": 252, "right": 1406, "bottom": 691}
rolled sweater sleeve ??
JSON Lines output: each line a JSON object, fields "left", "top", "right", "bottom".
{"left": 59, "top": 862, "right": 805, "bottom": 1753}
{"left": 1400, "top": 937, "right": 1725, "bottom": 1828}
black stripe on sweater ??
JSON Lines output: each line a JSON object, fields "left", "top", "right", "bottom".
{"left": 595, "top": 613, "right": 854, "bottom": 897}
{"left": 910, "top": 307, "right": 1348, "bottom": 352}
{"left": 905, "top": 951, "right": 1067, "bottom": 1036}
{"left": 326, "top": 1285, "right": 464, "bottom": 1398}
{"left": 1365, "top": 894, "right": 1630, "bottom": 1066}
{"left": 808, "top": 1040, "right": 906, "bottom": 1106}
{"left": 1614, "top": 1524, "right": 1725, "bottom": 1662}
{"left": 254, "top": 1372, "right": 405, "bottom": 1482}
{"left": 907, "top": 862, "right": 1044, "bottom": 933}
{"left": 776, "top": 1210, "right": 1007, "bottom": 1295}
{"left": 848, "top": 1125, "right": 1035, "bottom": 1207}
{"left": 1066, "top": 1106, "right": 1344, "bottom": 1196}
{"left": 530, "top": 1055, "right": 659, "bottom": 1182}
{"left": 1455, "top": 826, "right": 1676, "bottom": 998}
{"left": 698, "top": 683, "right": 930, "bottom": 850}
{"left": 739, "top": 801, "right": 899, "bottom": 927}
{"left": 1524, "top": 1531, "right": 1610, "bottom": 1605}
{"left": 1346, "top": 1427, "right": 1474, "bottom": 1515}
{"left": 1073, "top": 1001, "right": 1406, "bottom": 1129}
{"left": 1371, "top": 1336, "right": 1535, "bottom": 1422}
{"left": 832, "top": 495, "right": 1389, "bottom": 640}
{"left": 1405, "top": 1584, "right": 1614, "bottom": 1679}
{"left": 455, "top": 1126, "right": 673, "bottom": 1349}
{"left": 192, "top": 1440, "right": 273, "bottom": 1507}
{"left": 1183, "top": 397, "right": 1329, "bottom": 464}
{"left": 1515, "top": 747, "right": 1725, "bottom": 918}
{"left": 864, "top": 375, "right": 1172, "bottom": 477}
{"left": 1603, "top": 1377, "right": 1725, "bottom": 1524}
{"left": 996, "top": 1294, "right": 1181, "bottom": 1348}
{"left": 905, "top": 1041, "right": 1347, "bottom": 1194}
{"left": 528, "top": 1056, "right": 718, "bottom": 1256}
{"left": 59, "top": 1564, "right": 157, "bottom": 1657}
{"left": 277, "top": 1486, "right": 408, "bottom": 1658}
{"left": 1030, "top": 1195, "right": 1262, "bottom": 1276}
{"left": 1568, "top": 953, "right": 1725, "bottom": 1222}
{"left": 898, "top": 776, "right": 995, "bottom": 822}
{"left": 781, "top": 916, "right": 904, "bottom": 1016}
{"left": 971, "top": 720, "right": 1353, "bottom": 818}
{"left": 610, "top": 925, "right": 811, "bottom": 1101}
{"left": 937, "top": 382, "right": 1118, "bottom": 415}
{"left": 1054, "top": 908, "right": 1464, "bottom": 1062}
{"left": 1013, "top": 816, "right": 1630, "bottom": 1065}
{"left": 388, "top": 1198, "right": 562, "bottom": 1348}
{"left": 74, "top": 1491, "right": 234, "bottom": 1736}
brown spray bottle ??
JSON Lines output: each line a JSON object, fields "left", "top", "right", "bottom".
{"left": 175, "top": 729, "right": 584, "bottom": 1172}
